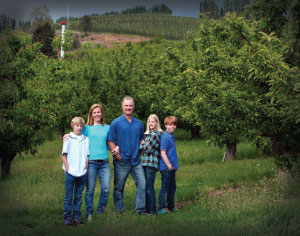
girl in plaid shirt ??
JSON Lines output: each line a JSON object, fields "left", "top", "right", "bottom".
{"left": 139, "top": 114, "right": 163, "bottom": 214}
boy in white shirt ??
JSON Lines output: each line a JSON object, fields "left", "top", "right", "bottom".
{"left": 61, "top": 117, "right": 89, "bottom": 225}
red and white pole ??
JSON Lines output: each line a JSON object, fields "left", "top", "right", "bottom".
{"left": 61, "top": 21, "right": 66, "bottom": 58}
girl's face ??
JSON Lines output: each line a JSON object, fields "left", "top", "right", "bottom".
{"left": 148, "top": 117, "right": 158, "bottom": 130}
{"left": 92, "top": 107, "right": 102, "bottom": 124}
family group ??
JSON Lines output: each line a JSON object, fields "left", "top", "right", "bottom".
{"left": 61, "top": 96, "right": 179, "bottom": 225}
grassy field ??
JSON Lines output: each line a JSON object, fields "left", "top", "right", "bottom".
{"left": 61, "top": 13, "right": 200, "bottom": 40}
{"left": 1, "top": 138, "right": 300, "bottom": 236}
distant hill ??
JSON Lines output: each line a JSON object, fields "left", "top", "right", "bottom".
{"left": 57, "top": 13, "right": 200, "bottom": 40}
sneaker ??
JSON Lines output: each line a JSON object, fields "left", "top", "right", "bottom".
{"left": 169, "top": 207, "right": 179, "bottom": 213}
{"left": 87, "top": 214, "right": 93, "bottom": 222}
{"left": 64, "top": 217, "right": 72, "bottom": 226}
{"left": 73, "top": 217, "right": 83, "bottom": 226}
{"left": 158, "top": 208, "right": 171, "bottom": 215}
{"left": 96, "top": 208, "right": 104, "bottom": 214}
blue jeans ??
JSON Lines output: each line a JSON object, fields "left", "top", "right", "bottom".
{"left": 144, "top": 166, "right": 157, "bottom": 214}
{"left": 113, "top": 159, "right": 146, "bottom": 213}
{"left": 85, "top": 160, "right": 111, "bottom": 216}
{"left": 158, "top": 169, "right": 176, "bottom": 211}
{"left": 64, "top": 172, "right": 87, "bottom": 219}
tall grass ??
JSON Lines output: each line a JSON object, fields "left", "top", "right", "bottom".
{"left": 0, "top": 139, "right": 299, "bottom": 236}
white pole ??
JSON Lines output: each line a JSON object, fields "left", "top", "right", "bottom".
{"left": 61, "top": 21, "right": 66, "bottom": 58}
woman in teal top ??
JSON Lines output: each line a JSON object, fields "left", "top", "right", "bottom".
{"left": 82, "top": 104, "right": 110, "bottom": 221}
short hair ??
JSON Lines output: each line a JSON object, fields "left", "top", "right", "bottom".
{"left": 164, "top": 116, "right": 178, "bottom": 126}
{"left": 122, "top": 96, "right": 135, "bottom": 107}
{"left": 71, "top": 117, "right": 85, "bottom": 127}
{"left": 86, "top": 103, "right": 105, "bottom": 125}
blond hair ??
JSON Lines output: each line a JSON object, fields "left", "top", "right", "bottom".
{"left": 71, "top": 117, "right": 85, "bottom": 127}
{"left": 145, "top": 114, "right": 163, "bottom": 134}
{"left": 86, "top": 104, "right": 105, "bottom": 125}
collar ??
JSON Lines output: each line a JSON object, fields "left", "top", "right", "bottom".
{"left": 70, "top": 132, "right": 85, "bottom": 140}
{"left": 150, "top": 130, "right": 161, "bottom": 135}
{"left": 121, "top": 114, "right": 135, "bottom": 122}
{"left": 165, "top": 131, "right": 174, "bottom": 138}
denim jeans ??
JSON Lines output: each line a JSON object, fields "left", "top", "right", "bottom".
{"left": 64, "top": 172, "right": 87, "bottom": 219}
{"left": 158, "top": 169, "right": 176, "bottom": 211}
{"left": 144, "top": 166, "right": 157, "bottom": 214}
{"left": 85, "top": 160, "right": 111, "bottom": 216}
{"left": 113, "top": 159, "right": 146, "bottom": 213}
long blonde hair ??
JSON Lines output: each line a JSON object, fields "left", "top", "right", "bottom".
{"left": 145, "top": 114, "right": 163, "bottom": 134}
{"left": 86, "top": 104, "right": 105, "bottom": 125}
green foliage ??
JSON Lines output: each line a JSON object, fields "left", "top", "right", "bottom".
{"left": 80, "top": 15, "right": 92, "bottom": 36}
{"left": 150, "top": 4, "right": 172, "bottom": 14}
{"left": 244, "top": 0, "right": 289, "bottom": 35}
{"left": 283, "top": 0, "right": 300, "bottom": 67}
{"left": 70, "top": 33, "right": 81, "bottom": 50}
{"left": 32, "top": 21, "right": 55, "bottom": 57}
{"left": 165, "top": 13, "right": 300, "bottom": 162}
{"left": 0, "top": 30, "right": 45, "bottom": 178}
{"left": 0, "top": 14, "right": 16, "bottom": 32}
{"left": 24, "top": 56, "right": 92, "bottom": 137}
{"left": 244, "top": 0, "right": 300, "bottom": 67}
{"left": 52, "top": 30, "right": 72, "bottom": 57}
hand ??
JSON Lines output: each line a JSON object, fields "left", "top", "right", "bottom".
{"left": 112, "top": 146, "right": 121, "bottom": 160}
{"left": 112, "top": 146, "right": 119, "bottom": 155}
{"left": 115, "top": 153, "right": 122, "bottom": 160}
{"left": 63, "top": 134, "right": 70, "bottom": 141}
{"left": 167, "top": 164, "right": 174, "bottom": 170}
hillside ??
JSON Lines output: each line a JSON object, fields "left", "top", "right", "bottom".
{"left": 58, "top": 13, "right": 200, "bottom": 40}
{"left": 71, "top": 31, "right": 151, "bottom": 48}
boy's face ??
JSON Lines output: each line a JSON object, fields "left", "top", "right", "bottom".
{"left": 73, "top": 123, "right": 84, "bottom": 136}
{"left": 165, "top": 123, "right": 176, "bottom": 134}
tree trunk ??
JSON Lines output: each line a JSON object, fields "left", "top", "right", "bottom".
{"left": 1, "top": 154, "right": 15, "bottom": 179}
{"left": 224, "top": 141, "right": 237, "bottom": 161}
{"left": 190, "top": 126, "right": 201, "bottom": 139}
{"left": 271, "top": 137, "right": 293, "bottom": 169}
{"left": 58, "top": 127, "right": 65, "bottom": 140}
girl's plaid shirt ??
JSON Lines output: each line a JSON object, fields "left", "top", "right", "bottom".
{"left": 139, "top": 130, "right": 162, "bottom": 169}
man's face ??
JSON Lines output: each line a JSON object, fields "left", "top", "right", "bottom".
{"left": 122, "top": 99, "right": 135, "bottom": 116}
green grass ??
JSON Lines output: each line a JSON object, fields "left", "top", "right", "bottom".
{"left": 60, "top": 13, "right": 200, "bottom": 40}
{"left": 1, "top": 139, "right": 300, "bottom": 236}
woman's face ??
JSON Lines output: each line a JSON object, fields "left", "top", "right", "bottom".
{"left": 92, "top": 107, "right": 102, "bottom": 124}
{"left": 148, "top": 117, "right": 158, "bottom": 130}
